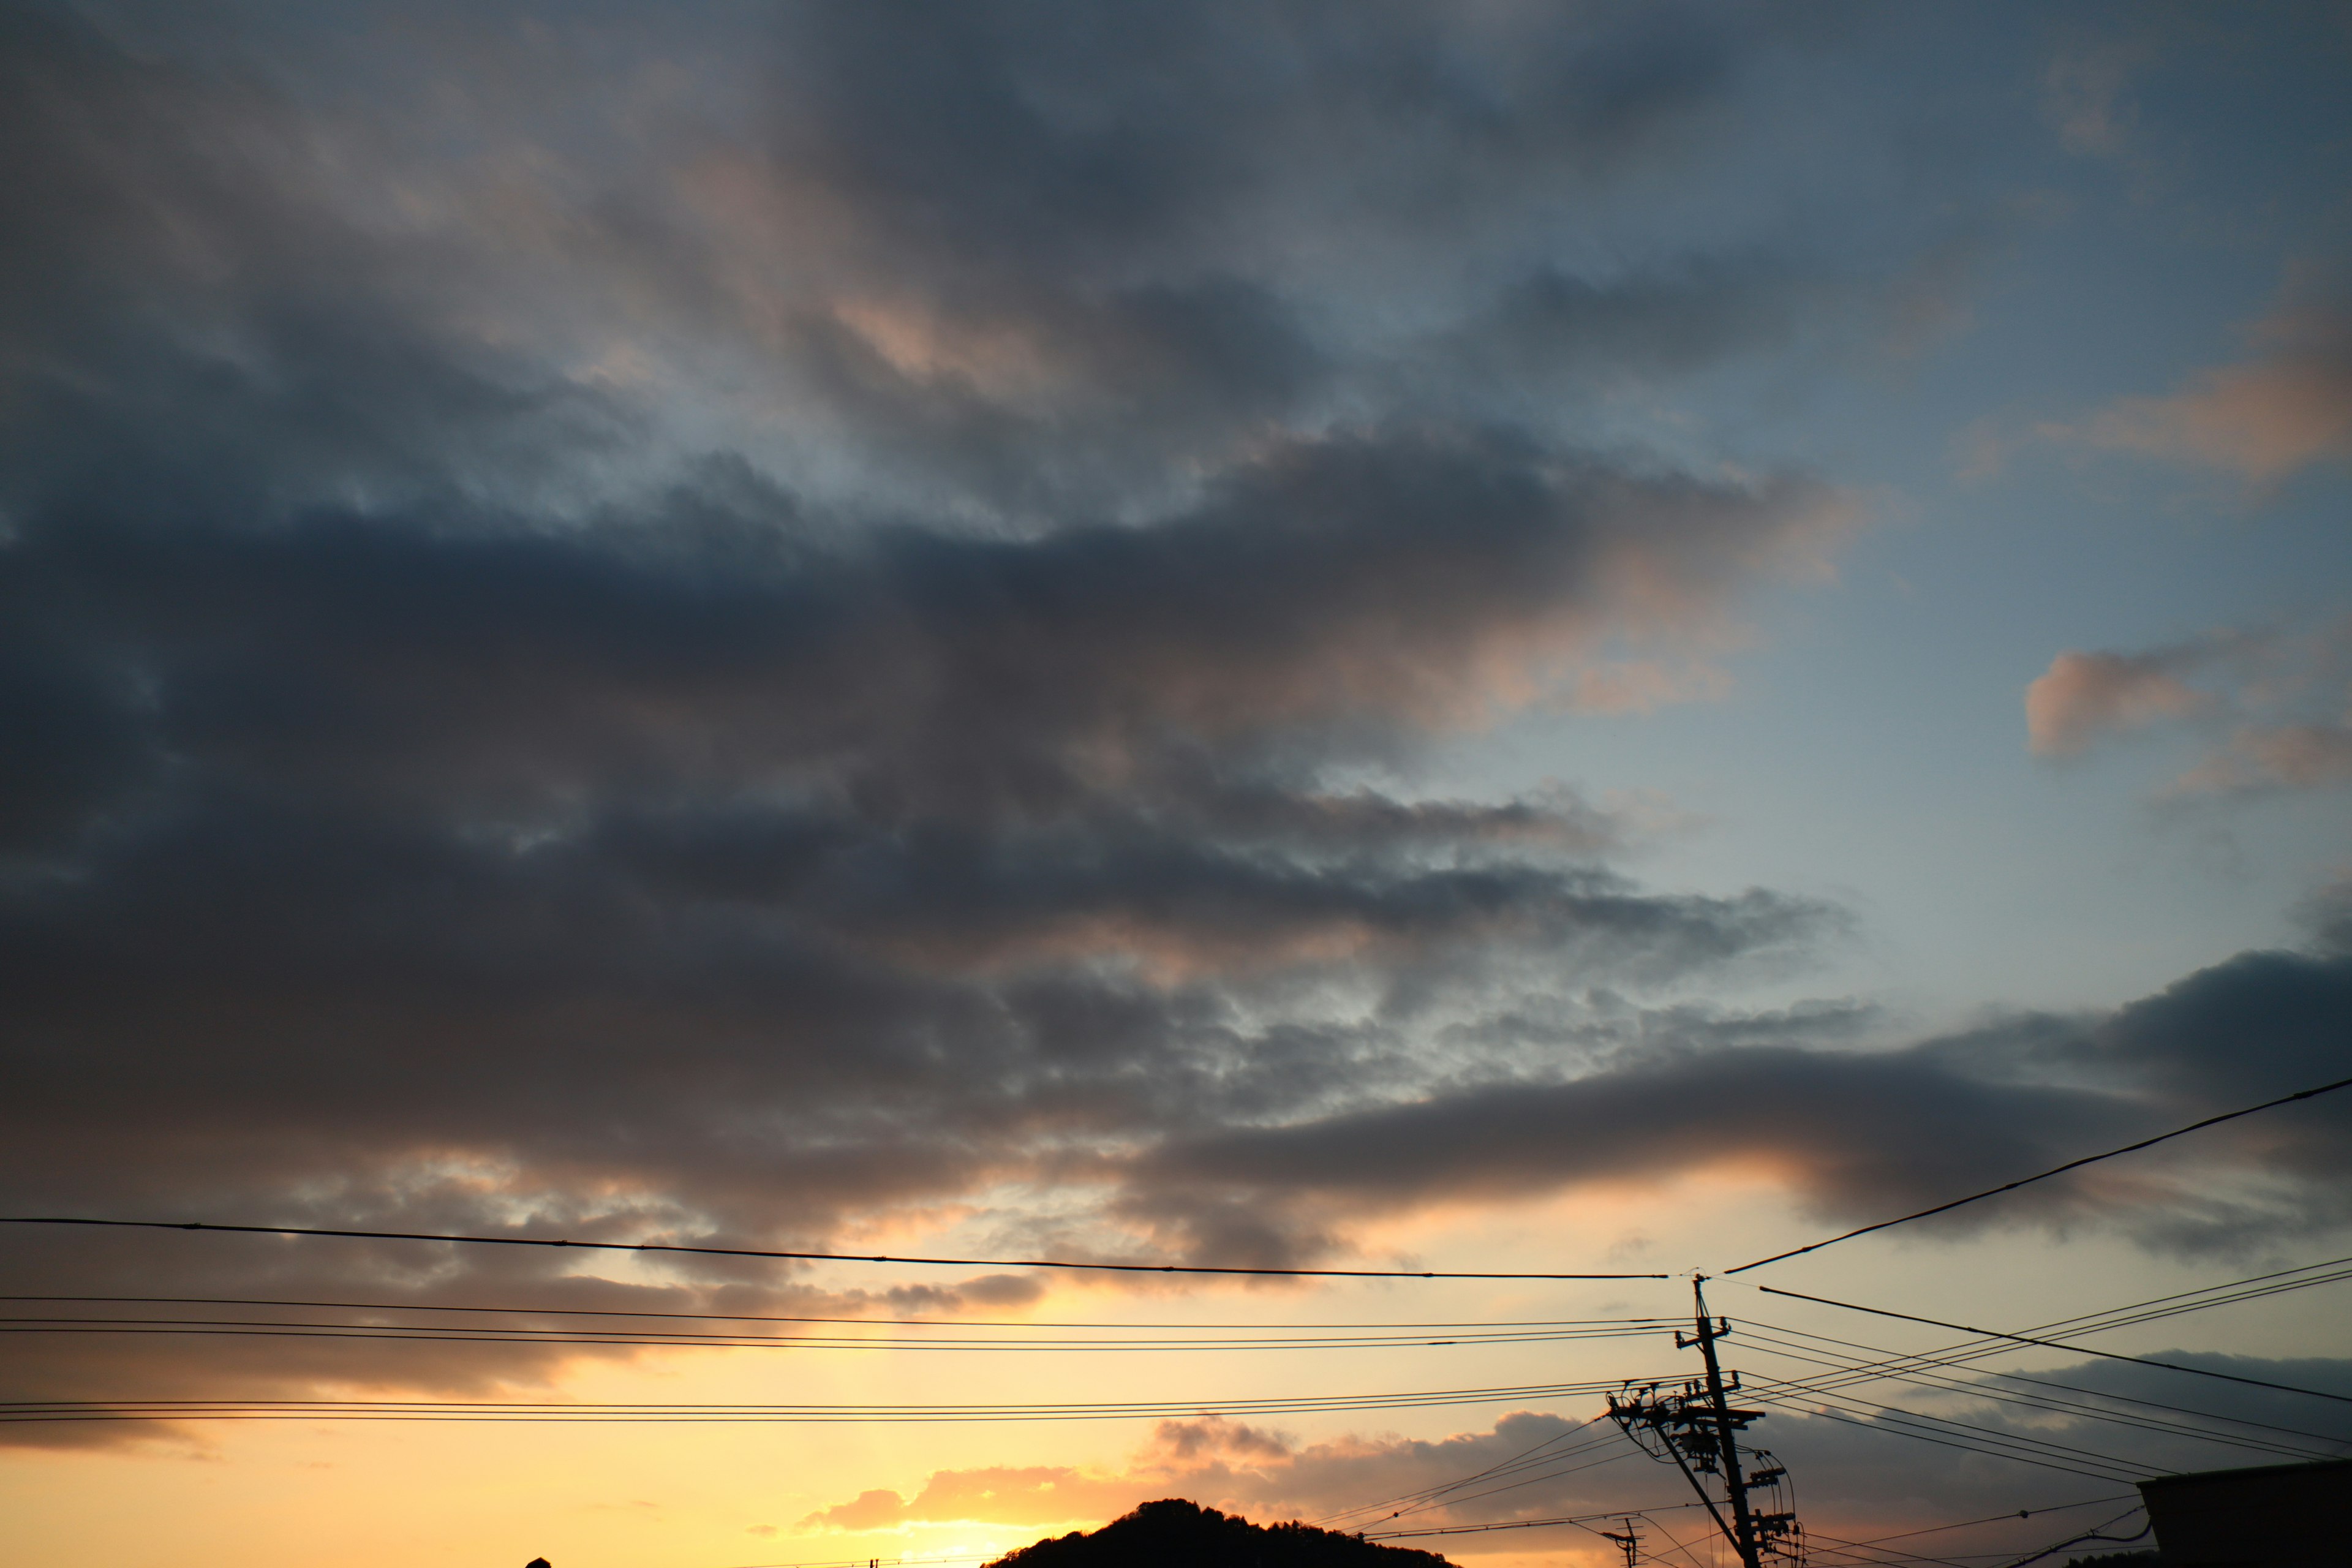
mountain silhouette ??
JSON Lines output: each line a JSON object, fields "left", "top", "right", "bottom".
{"left": 986, "top": 1499, "right": 1453, "bottom": 1567}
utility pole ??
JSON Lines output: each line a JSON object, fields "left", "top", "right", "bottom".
{"left": 1686, "top": 1276, "right": 1761, "bottom": 1568}
{"left": 1608, "top": 1275, "right": 1801, "bottom": 1568}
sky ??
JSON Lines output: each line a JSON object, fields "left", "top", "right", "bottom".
{"left": 1, "top": 3, "right": 2350, "bottom": 1566}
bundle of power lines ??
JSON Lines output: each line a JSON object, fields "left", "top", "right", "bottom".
{"left": 3, "top": 1071, "right": 2347, "bottom": 1568}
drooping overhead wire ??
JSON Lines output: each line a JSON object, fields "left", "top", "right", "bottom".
{"left": 1989, "top": 1508, "right": 2150, "bottom": 1568}
{"left": 0, "top": 1290, "right": 1680, "bottom": 1357}
{"left": 0, "top": 1294, "right": 1683, "bottom": 1333}
{"left": 1687, "top": 1258, "right": 2352, "bottom": 1488}
{"left": 1755, "top": 1283, "right": 2352, "bottom": 1405}
{"left": 1313, "top": 1409, "right": 1618, "bottom": 1528}
{"left": 0, "top": 1215, "right": 1671, "bottom": 1280}
{"left": 0, "top": 1373, "right": 1659, "bottom": 1426}
{"left": 1743, "top": 1313, "right": 2352, "bottom": 1442}
{"left": 1820, "top": 1496, "right": 2140, "bottom": 1551}
{"left": 1735, "top": 1337, "right": 2338, "bottom": 1478}
{"left": 1730, "top": 1321, "right": 2347, "bottom": 1463}
{"left": 1736, "top": 1252, "right": 2352, "bottom": 1406}
{"left": 1739, "top": 1393, "right": 2144, "bottom": 1483}
{"left": 1746, "top": 1369, "right": 2162, "bottom": 1482}
{"left": 1625, "top": 1509, "right": 1714, "bottom": 1568}
{"left": 0, "top": 1313, "right": 1670, "bottom": 1353}
{"left": 1717, "top": 1254, "right": 2352, "bottom": 1490}
{"left": 1721, "top": 1071, "right": 2352, "bottom": 1275}
{"left": 1795, "top": 1528, "right": 1970, "bottom": 1568}
{"left": 1362, "top": 1500, "right": 1712, "bottom": 1542}
{"left": 1686, "top": 1340, "right": 2174, "bottom": 1480}
{"left": 1370, "top": 1442, "right": 1639, "bottom": 1526}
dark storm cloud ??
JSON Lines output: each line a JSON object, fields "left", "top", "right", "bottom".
{"left": 0, "top": 1, "right": 1867, "bottom": 524}
{"left": 0, "top": 428, "right": 1847, "bottom": 838}
{"left": 1129, "top": 944, "right": 2352, "bottom": 1260}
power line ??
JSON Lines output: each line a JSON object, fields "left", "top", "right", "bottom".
{"left": 1714, "top": 1255, "right": 2352, "bottom": 1491}
{"left": 1630, "top": 1507, "right": 1716, "bottom": 1568}
{"left": 1796, "top": 1526, "right": 1971, "bottom": 1568}
{"left": 0, "top": 1373, "right": 1656, "bottom": 1426}
{"left": 1364, "top": 1500, "right": 1712, "bottom": 1542}
{"left": 0, "top": 1323, "right": 1670, "bottom": 1355}
{"left": 1376, "top": 1447, "right": 1640, "bottom": 1524}
{"left": 1722, "top": 1072, "right": 2352, "bottom": 1275}
{"left": 1730, "top": 1323, "right": 2345, "bottom": 1463}
{"left": 1825, "top": 1496, "right": 2139, "bottom": 1550}
{"left": 1733, "top": 1253, "right": 2352, "bottom": 1411}
{"left": 1314, "top": 1411, "right": 1617, "bottom": 1527}
{"left": 0, "top": 1215, "right": 1668, "bottom": 1280}
{"left": 1756, "top": 1283, "right": 2352, "bottom": 1406}
{"left": 1736, "top": 1259, "right": 2352, "bottom": 1401}
{"left": 1989, "top": 1507, "right": 2149, "bottom": 1568}
{"left": 1732, "top": 1314, "right": 2348, "bottom": 1447}
{"left": 1741, "top": 1395, "right": 2139, "bottom": 1483}
{"left": 0, "top": 1295, "right": 1679, "bottom": 1333}
{"left": 1740, "top": 1376, "right": 2160, "bottom": 1482}
{"left": 1733, "top": 1317, "right": 2351, "bottom": 1454}
{"left": 1744, "top": 1347, "right": 2332, "bottom": 1477}
{"left": 0, "top": 1308, "right": 1668, "bottom": 1353}
{"left": 0, "top": 1297, "right": 1676, "bottom": 1357}
{"left": 2041, "top": 1252, "right": 2352, "bottom": 1313}
{"left": 1708, "top": 1322, "right": 2182, "bottom": 1481}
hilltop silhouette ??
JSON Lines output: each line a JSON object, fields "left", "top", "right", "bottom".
{"left": 986, "top": 1499, "right": 1453, "bottom": 1568}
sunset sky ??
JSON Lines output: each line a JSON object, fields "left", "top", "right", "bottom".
{"left": 2, "top": 4, "right": 2350, "bottom": 1567}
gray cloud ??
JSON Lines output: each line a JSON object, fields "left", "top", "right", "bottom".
{"left": 0, "top": 426, "right": 1852, "bottom": 840}
{"left": 1126, "top": 944, "right": 2352, "bottom": 1262}
{"left": 2022, "top": 618, "right": 2352, "bottom": 801}
{"left": 6, "top": 0, "right": 2337, "bottom": 1464}
{"left": 0, "top": 1, "right": 1903, "bottom": 525}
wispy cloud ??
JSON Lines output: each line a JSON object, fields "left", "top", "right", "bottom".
{"left": 2023, "top": 619, "right": 2352, "bottom": 799}
{"left": 2026, "top": 647, "right": 2214, "bottom": 757}
{"left": 2043, "top": 274, "right": 2352, "bottom": 484}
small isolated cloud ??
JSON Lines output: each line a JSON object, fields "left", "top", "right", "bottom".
{"left": 2046, "top": 278, "right": 2352, "bottom": 484}
{"left": 2024, "top": 619, "right": 2352, "bottom": 801}
{"left": 2024, "top": 647, "right": 2209, "bottom": 756}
